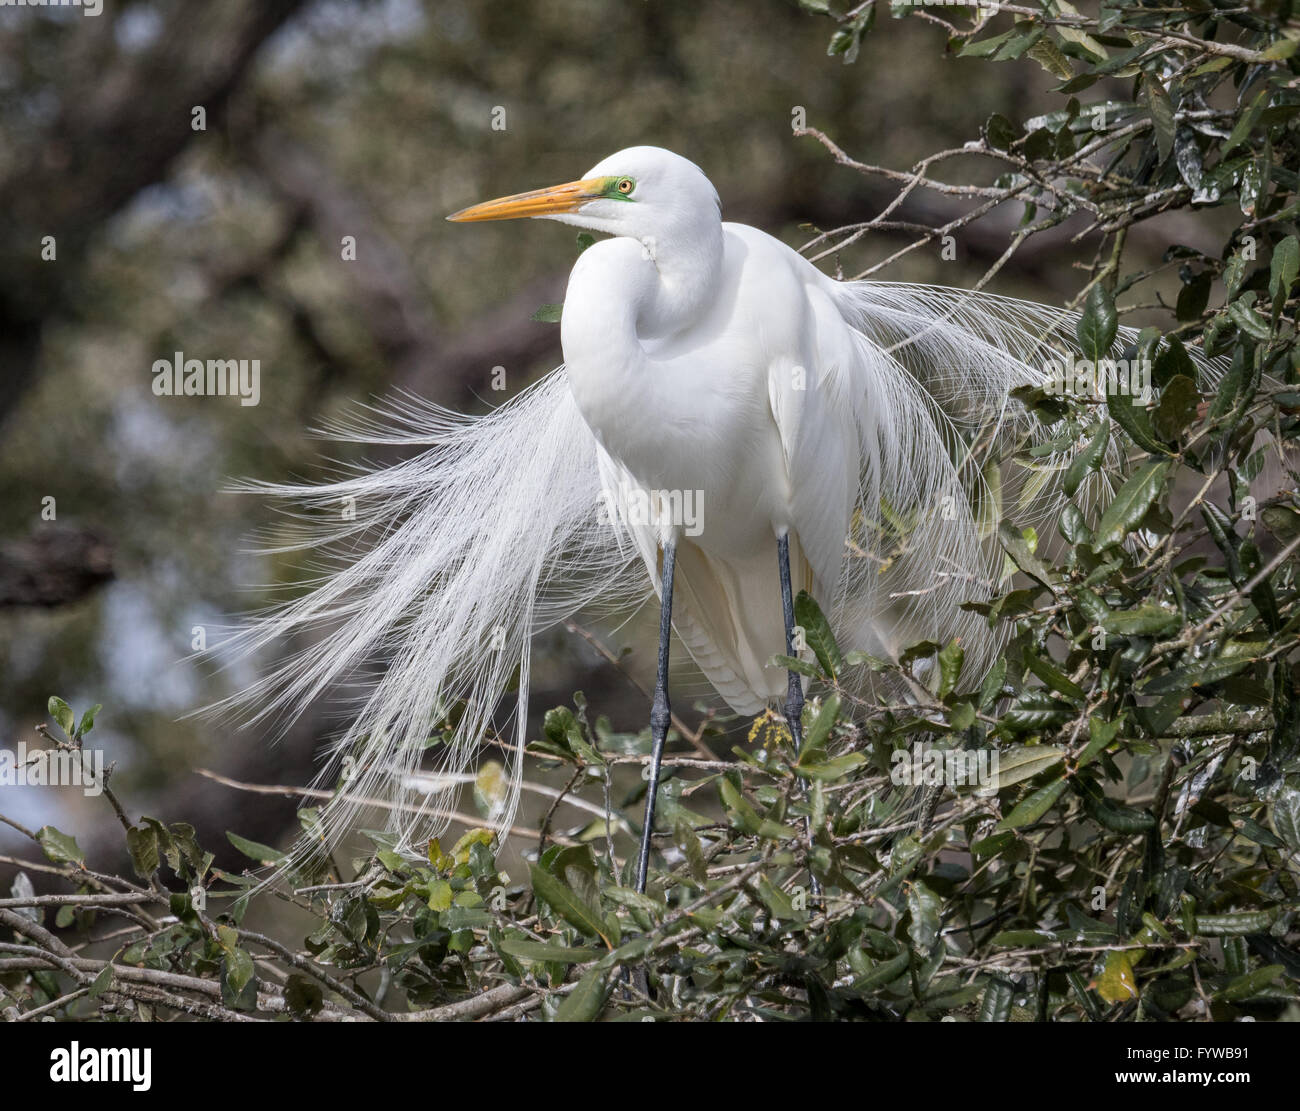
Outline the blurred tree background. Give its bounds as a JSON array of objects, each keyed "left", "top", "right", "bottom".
[
  {"left": 0, "top": 0, "right": 1090, "bottom": 864},
  {"left": 3, "top": 0, "right": 1300, "bottom": 1025},
  {"left": 0, "top": 0, "right": 1243, "bottom": 866}
]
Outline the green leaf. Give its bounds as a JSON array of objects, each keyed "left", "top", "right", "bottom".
[
  {"left": 957, "top": 28, "right": 1016, "bottom": 59},
  {"left": 719, "top": 776, "right": 761, "bottom": 834},
  {"left": 1001, "top": 690, "right": 1071, "bottom": 732},
  {"left": 993, "top": 25, "right": 1043, "bottom": 63},
  {"left": 987, "top": 745, "right": 1065, "bottom": 791},
  {"left": 1142, "top": 75, "right": 1174, "bottom": 163},
  {"left": 771, "top": 653, "right": 821, "bottom": 680},
  {"left": 1152, "top": 375, "right": 1199, "bottom": 442},
  {"left": 226, "top": 831, "right": 286, "bottom": 867},
  {"left": 1228, "top": 296, "right": 1270, "bottom": 341},
  {"left": 530, "top": 303, "right": 563, "bottom": 323},
  {"left": 1095, "top": 950, "right": 1138, "bottom": 1003},
  {"left": 1107, "top": 387, "right": 1170, "bottom": 455},
  {"left": 1215, "top": 965, "right": 1283, "bottom": 1002},
  {"left": 555, "top": 966, "right": 609, "bottom": 1021},
  {"left": 1259, "top": 38, "right": 1298, "bottom": 61},
  {"left": 1271, "top": 786, "right": 1300, "bottom": 852},
  {"left": 284, "top": 974, "right": 325, "bottom": 1017},
  {"left": 979, "top": 658, "right": 1007, "bottom": 710},
  {"left": 937, "top": 640, "right": 964, "bottom": 699},
  {"left": 889, "top": 833, "right": 924, "bottom": 877},
  {"left": 1239, "top": 818, "right": 1284, "bottom": 848},
  {"left": 755, "top": 875, "right": 797, "bottom": 921},
  {"left": 998, "top": 523, "right": 1057, "bottom": 589},
  {"left": 603, "top": 885, "right": 664, "bottom": 918},
  {"left": 541, "top": 706, "right": 588, "bottom": 762},
  {"left": 1104, "top": 604, "right": 1181, "bottom": 637},
  {"left": 450, "top": 827, "right": 495, "bottom": 864},
  {"left": 222, "top": 946, "right": 255, "bottom": 996},
  {"left": 1223, "top": 88, "right": 1268, "bottom": 155},
  {"left": 1092, "top": 460, "right": 1171, "bottom": 550},
  {"left": 426, "top": 879, "right": 453, "bottom": 912},
  {"left": 798, "top": 693, "right": 840, "bottom": 761},
  {"left": 949, "top": 700, "right": 976, "bottom": 732},
  {"left": 1064, "top": 418, "right": 1109, "bottom": 497},
  {"left": 1052, "top": 0, "right": 1109, "bottom": 61},
  {"left": 76, "top": 704, "right": 101, "bottom": 739},
  {"left": 794, "top": 590, "right": 844, "bottom": 678},
  {"left": 907, "top": 881, "right": 942, "bottom": 951},
  {"left": 1239, "top": 157, "right": 1265, "bottom": 218},
  {"left": 1261, "top": 505, "right": 1300, "bottom": 543},
  {"left": 602, "top": 937, "right": 652, "bottom": 968},
  {"left": 82, "top": 963, "right": 114, "bottom": 1002},
  {"left": 673, "top": 818, "right": 707, "bottom": 884},
  {"left": 1078, "top": 715, "right": 1122, "bottom": 766},
  {"left": 1023, "top": 651, "right": 1085, "bottom": 701},
  {"left": 37, "top": 826, "right": 84, "bottom": 866},
  {"left": 498, "top": 937, "right": 602, "bottom": 964},
  {"left": 979, "top": 978, "right": 1014, "bottom": 1021},
  {"left": 852, "top": 951, "right": 910, "bottom": 992},
  {"left": 47, "top": 696, "right": 75, "bottom": 739},
  {"left": 1026, "top": 38, "right": 1072, "bottom": 81},
  {"left": 1225, "top": 253, "right": 1248, "bottom": 301},
  {"left": 530, "top": 863, "right": 609, "bottom": 943},
  {"left": 1076, "top": 284, "right": 1117, "bottom": 363},
  {"left": 1141, "top": 656, "right": 1250, "bottom": 695},
  {"left": 972, "top": 831, "right": 1015, "bottom": 857},
  {"left": 474, "top": 760, "right": 512, "bottom": 816},
  {"left": 1072, "top": 586, "right": 1109, "bottom": 626},
  {"left": 1194, "top": 910, "right": 1276, "bottom": 936},
  {"left": 996, "top": 776, "right": 1068, "bottom": 830},
  {"left": 797, "top": 751, "right": 866, "bottom": 781},
  {"left": 1270, "top": 235, "right": 1299, "bottom": 316},
  {"left": 126, "top": 825, "right": 160, "bottom": 878},
  {"left": 984, "top": 113, "right": 1017, "bottom": 152},
  {"left": 1083, "top": 792, "right": 1155, "bottom": 833}
]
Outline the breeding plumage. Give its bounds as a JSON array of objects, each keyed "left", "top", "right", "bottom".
[{"left": 214, "top": 146, "right": 1198, "bottom": 873}]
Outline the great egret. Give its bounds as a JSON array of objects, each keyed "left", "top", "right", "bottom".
[{"left": 223, "top": 145, "right": 1163, "bottom": 890}]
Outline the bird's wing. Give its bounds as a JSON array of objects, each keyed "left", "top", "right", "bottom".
[
  {"left": 779, "top": 275, "right": 1028, "bottom": 671},
  {"left": 821, "top": 279, "right": 1222, "bottom": 682},
  {"left": 764, "top": 281, "right": 866, "bottom": 626}
]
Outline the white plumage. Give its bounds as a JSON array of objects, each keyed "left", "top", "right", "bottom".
[{"left": 215, "top": 146, "right": 1175, "bottom": 862}]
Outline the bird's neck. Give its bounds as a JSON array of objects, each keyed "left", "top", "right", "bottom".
[
  {"left": 633, "top": 222, "right": 725, "bottom": 339},
  {"left": 560, "top": 226, "right": 722, "bottom": 463},
  {"left": 562, "top": 225, "right": 724, "bottom": 360}
]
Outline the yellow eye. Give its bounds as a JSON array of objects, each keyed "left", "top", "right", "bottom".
[{"left": 616, "top": 178, "right": 634, "bottom": 194}]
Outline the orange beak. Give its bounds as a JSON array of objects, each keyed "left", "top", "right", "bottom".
[{"left": 446, "top": 177, "right": 607, "bottom": 223}]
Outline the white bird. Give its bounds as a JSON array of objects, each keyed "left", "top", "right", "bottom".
[{"left": 221, "top": 145, "right": 1153, "bottom": 889}]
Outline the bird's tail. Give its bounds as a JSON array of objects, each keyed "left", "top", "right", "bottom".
[{"left": 206, "top": 372, "right": 647, "bottom": 865}]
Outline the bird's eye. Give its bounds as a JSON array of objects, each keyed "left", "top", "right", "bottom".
[{"left": 616, "top": 178, "right": 634, "bottom": 194}]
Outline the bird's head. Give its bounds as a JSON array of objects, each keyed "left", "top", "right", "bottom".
[{"left": 447, "top": 146, "right": 721, "bottom": 248}]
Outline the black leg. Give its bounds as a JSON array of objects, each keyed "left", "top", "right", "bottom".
[
  {"left": 778, "top": 533, "right": 821, "bottom": 898},
  {"left": 777, "top": 534, "right": 805, "bottom": 753},
  {"left": 635, "top": 540, "right": 676, "bottom": 893}
]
